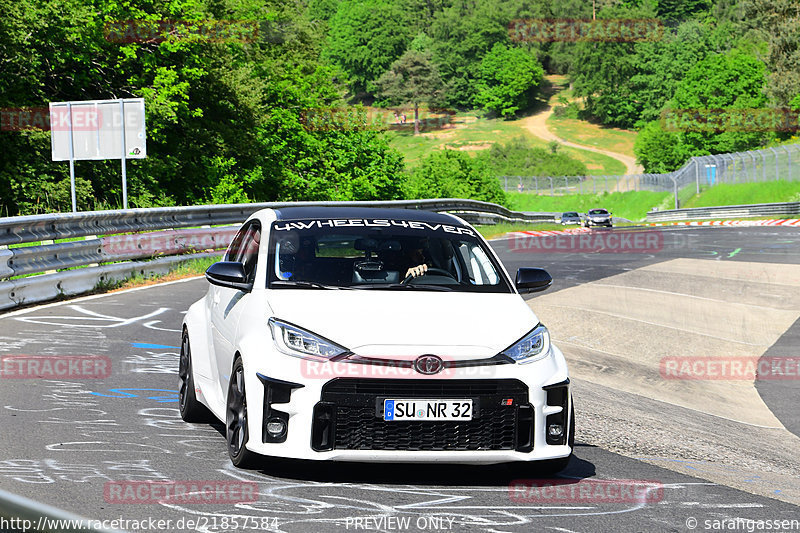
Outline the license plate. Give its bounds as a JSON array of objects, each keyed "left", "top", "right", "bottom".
[{"left": 383, "top": 399, "right": 473, "bottom": 421}]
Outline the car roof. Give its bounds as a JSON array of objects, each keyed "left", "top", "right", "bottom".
[{"left": 272, "top": 206, "right": 464, "bottom": 224}]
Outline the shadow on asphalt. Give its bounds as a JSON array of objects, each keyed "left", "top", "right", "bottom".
[{"left": 245, "top": 449, "right": 597, "bottom": 486}]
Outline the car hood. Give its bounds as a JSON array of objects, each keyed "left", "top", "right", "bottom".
[{"left": 265, "top": 289, "right": 539, "bottom": 359}]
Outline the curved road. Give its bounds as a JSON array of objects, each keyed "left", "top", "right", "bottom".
[
  {"left": 521, "top": 105, "right": 643, "bottom": 176},
  {"left": 0, "top": 225, "right": 798, "bottom": 532}
]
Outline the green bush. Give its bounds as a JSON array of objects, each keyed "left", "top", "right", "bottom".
[
  {"left": 405, "top": 150, "right": 505, "bottom": 205},
  {"left": 478, "top": 137, "right": 587, "bottom": 177}
]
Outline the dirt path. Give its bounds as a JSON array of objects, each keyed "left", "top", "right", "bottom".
[{"left": 521, "top": 105, "right": 643, "bottom": 176}]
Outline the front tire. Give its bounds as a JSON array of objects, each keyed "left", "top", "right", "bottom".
[
  {"left": 226, "top": 357, "right": 259, "bottom": 468},
  {"left": 178, "top": 331, "right": 213, "bottom": 423}
]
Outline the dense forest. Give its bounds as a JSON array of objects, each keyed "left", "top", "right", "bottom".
[{"left": 0, "top": 0, "right": 798, "bottom": 215}]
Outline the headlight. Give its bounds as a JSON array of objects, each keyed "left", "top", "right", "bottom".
[
  {"left": 268, "top": 318, "right": 349, "bottom": 361},
  {"left": 500, "top": 324, "right": 551, "bottom": 364}
]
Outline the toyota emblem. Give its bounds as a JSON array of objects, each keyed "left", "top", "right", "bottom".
[{"left": 414, "top": 354, "right": 444, "bottom": 375}]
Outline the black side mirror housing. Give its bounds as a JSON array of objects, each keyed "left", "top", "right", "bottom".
[
  {"left": 515, "top": 267, "right": 552, "bottom": 294},
  {"left": 206, "top": 261, "right": 252, "bottom": 292}
]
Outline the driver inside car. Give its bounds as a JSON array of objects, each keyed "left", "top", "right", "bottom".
[{"left": 397, "top": 238, "right": 430, "bottom": 279}]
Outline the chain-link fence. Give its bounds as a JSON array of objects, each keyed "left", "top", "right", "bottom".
[{"left": 501, "top": 143, "right": 800, "bottom": 208}]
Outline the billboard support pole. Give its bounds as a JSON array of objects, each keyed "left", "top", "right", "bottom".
[
  {"left": 67, "top": 102, "right": 77, "bottom": 213},
  {"left": 119, "top": 99, "right": 128, "bottom": 210}
]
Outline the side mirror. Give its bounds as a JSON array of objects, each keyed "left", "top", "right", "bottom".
[
  {"left": 206, "top": 261, "right": 252, "bottom": 292},
  {"left": 515, "top": 267, "right": 552, "bottom": 294}
]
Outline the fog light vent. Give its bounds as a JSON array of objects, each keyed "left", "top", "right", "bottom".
[{"left": 266, "top": 418, "right": 287, "bottom": 437}]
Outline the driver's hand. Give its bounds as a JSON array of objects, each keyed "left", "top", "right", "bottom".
[{"left": 405, "top": 264, "right": 428, "bottom": 278}]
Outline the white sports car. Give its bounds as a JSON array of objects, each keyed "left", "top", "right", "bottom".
[{"left": 180, "top": 207, "right": 574, "bottom": 472}]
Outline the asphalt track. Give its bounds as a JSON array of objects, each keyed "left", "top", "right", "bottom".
[{"left": 0, "top": 225, "right": 798, "bottom": 533}]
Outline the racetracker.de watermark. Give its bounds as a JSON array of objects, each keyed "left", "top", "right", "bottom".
[
  {"left": 104, "top": 480, "right": 258, "bottom": 504},
  {"left": 509, "top": 18, "right": 663, "bottom": 42},
  {"left": 0, "top": 106, "right": 102, "bottom": 132},
  {"left": 661, "top": 108, "right": 800, "bottom": 133},
  {"left": 0, "top": 355, "right": 111, "bottom": 379},
  {"left": 508, "top": 229, "right": 664, "bottom": 254},
  {"left": 100, "top": 227, "right": 238, "bottom": 257},
  {"left": 660, "top": 356, "right": 800, "bottom": 381},
  {"left": 509, "top": 479, "right": 664, "bottom": 504},
  {"left": 300, "top": 356, "right": 496, "bottom": 380},
  {"left": 299, "top": 106, "right": 456, "bottom": 133},
  {"left": 104, "top": 19, "right": 259, "bottom": 44}
]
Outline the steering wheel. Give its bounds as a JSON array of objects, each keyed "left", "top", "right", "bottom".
[{"left": 401, "top": 267, "right": 457, "bottom": 285}]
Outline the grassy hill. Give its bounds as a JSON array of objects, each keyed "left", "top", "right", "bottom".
[{"left": 385, "top": 109, "right": 626, "bottom": 175}]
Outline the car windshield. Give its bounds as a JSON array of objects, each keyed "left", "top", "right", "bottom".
[
  {"left": 563, "top": 212, "right": 579, "bottom": 217},
  {"left": 267, "top": 218, "right": 512, "bottom": 293},
  {"left": 588, "top": 209, "right": 608, "bottom": 215}
]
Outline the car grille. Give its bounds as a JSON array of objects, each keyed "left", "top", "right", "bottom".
[{"left": 311, "top": 379, "right": 533, "bottom": 452}]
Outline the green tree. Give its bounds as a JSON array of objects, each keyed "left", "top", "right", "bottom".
[
  {"left": 374, "top": 50, "right": 444, "bottom": 135},
  {"left": 742, "top": 0, "right": 800, "bottom": 106},
  {"left": 405, "top": 150, "right": 506, "bottom": 205},
  {"left": 324, "top": 0, "right": 415, "bottom": 96},
  {"left": 0, "top": 0, "right": 409, "bottom": 215},
  {"left": 656, "top": 0, "right": 713, "bottom": 21},
  {"left": 475, "top": 44, "right": 543, "bottom": 118},
  {"left": 428, "top": 0, "right": 513, "bottom": 107},
  {"left": 635, "top": 50, "right": 769, "bottom": 172},
  {"left": 670, "top": 50, "right": 768, "bottom": 155},
  {"left": 570, "top": 4, "right": 658, "bottom": 128},
  {"left": 633, "top": 121, "right": 691, "bottom": 172}
]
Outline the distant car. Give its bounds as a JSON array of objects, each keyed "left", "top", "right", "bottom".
[
  {"left": 180, "top": 206, "right": 574, "bottom": 473},
  {"left": 560, "top": 212, "right": 582, "bottom": 226},
  {"left": 585, "top": 208, "right": 613, "bottom": 228}
]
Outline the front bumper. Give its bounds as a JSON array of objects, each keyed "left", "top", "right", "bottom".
[
  {"left": 587, "top": 218, "right": 612, "bottom": 227},
  {"left": 238, "top": 344, "right": 573, "bottom": 464}
]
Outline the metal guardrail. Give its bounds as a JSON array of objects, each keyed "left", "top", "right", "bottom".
[
  {"left": 0, "top": 486, "right": 127, "bottom": 533},
  {"left": 646, "top": 201, "right": 800, "bottom": 222},
  {"left": 0, "top": 199, "right": 551, "bottom": 246},
  {"left": 0, "top": 199, "right": 556, "bottom": 311}
]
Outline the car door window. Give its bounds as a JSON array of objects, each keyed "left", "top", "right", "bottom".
[
  {"left": 456, "top": 243, "right": 500, "bottom": 286},
  {"left": 226, "top": 222, "right": 261, "bottom": 284}
]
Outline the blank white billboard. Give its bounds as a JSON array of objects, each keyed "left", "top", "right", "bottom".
[{"left": 50, "top": 98, "right": 146, "bottom": 161}]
